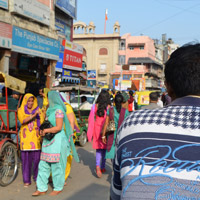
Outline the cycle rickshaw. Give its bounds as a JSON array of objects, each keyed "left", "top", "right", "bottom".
[{"left": 0, "top": 72, "right": 26, "bottom": 186}]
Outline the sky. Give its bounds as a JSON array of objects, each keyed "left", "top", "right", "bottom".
[{"left": 75, "top": 0, "right": 200, "bottom": 46}]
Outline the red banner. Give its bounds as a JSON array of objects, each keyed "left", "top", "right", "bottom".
[{"left": 63, "top": 49, "right": 83, "bottom": 71}]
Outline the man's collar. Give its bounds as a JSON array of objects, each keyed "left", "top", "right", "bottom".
[{"left": 169, "top": 96, "right": 200, "bottom": 107}]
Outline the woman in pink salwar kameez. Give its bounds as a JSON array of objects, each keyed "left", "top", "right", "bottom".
[{"left": 87, "top": 90, "right": 111, "bottom": 178}]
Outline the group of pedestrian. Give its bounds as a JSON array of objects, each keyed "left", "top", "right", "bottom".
[
  {"left": 15, "top": 89, "right": 80, "bottom": 196},
  {"left": 87, "top": 90, "right": 129, "bottom": 178},
  {"left": 1, "top": 43, "right": 199, "bottom": 199}
]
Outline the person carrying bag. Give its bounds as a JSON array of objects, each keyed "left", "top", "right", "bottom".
[{"left": 102, "top": 93, "right": 129, "bottom": 160}]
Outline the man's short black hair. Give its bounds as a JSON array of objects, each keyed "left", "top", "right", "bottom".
[
  {"left": 81, "top": 96, "right": 87, "bottom": 102},
  {"left": 165, "top": 43, "right": 200, "bottom": 97},
  {"left": 149, "top": 92, "right": 158, "bottom": 101}
]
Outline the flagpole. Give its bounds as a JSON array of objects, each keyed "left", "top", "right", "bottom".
[
  {"left": 104, "top": 20, "right": 106, "bottom": 34},
  {"left": 104, "top": 9, "right": 108, "bottom": 34}
]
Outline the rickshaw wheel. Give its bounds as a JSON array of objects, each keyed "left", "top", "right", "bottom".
[
  {"left": 0, "top": 142, "right": 18, "bottom": 186},
  {"left": 79, "top": 131, "right": 87, "bottom": 147}
]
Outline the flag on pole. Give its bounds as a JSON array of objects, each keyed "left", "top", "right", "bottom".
[
  {"left": 104, "top": 9, "right": 108, "bottom": 34},
  {"left": 105, "top": 9, "right": 108, "bottom": 21}
]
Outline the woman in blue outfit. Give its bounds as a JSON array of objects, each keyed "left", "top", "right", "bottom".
[{"left": 32, "top": 91, "right": 79, "bottom": 196}]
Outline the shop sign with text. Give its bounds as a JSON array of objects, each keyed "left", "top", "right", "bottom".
[
  {"left": 55, "top": 17, "right": 71, "bottom": 41},
  {"left": 63, "top": 40, "right": 83, "bottom": 71},
  {"left": 12, "top": 0, "right": 50, "bottom": 26},
  {"left": 12, "top": 26, "right": 59, "bottom": 60},
  {"left": 0, "top": 0, "right": 8, "bottom": 9},
  {"left": 55, "top": 0, "right": 77, "bottom": 19},
  {"left": 0, "top": 22, "right": 12, "bottom": 49}
]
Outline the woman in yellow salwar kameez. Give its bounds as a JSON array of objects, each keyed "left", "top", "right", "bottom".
[{"left": 17, "top": 93, "right": 44, "bottom": 187}]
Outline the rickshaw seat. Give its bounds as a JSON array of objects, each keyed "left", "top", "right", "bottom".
[
  {"left": 0, "top": 110, "right": 16, "bottom": 129},
  {"left": 0, "top": 97, "right": 18, "bottom": 129}
]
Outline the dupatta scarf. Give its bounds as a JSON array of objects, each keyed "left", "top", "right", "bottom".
[
  {"left": 18, "top": 93, "right": 42, "bottom": 129},
  {"left": 46, "top": 91, "right": 79, "bottom": 163},
  {"left": 60, "top": 92, "right": 80, "bottom": 132}
]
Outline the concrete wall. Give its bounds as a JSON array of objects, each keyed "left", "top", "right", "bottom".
[{"left": 73, "top": 34, "right": 120, "bottom": 85}]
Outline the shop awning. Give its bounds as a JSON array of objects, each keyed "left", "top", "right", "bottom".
[
  {"left": 62, "top": 77, "right": 80, "bottom": 83},
  {"left": 128, "top": 57, "right": 162, "bottom": 67}
]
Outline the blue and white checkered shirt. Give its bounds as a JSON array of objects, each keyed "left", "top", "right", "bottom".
[{"left": 110, "top": 96, "right": 200, "bottom": 200}]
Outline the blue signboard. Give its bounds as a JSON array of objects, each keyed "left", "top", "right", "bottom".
[
  {"left": 55, "top": 0, "right": 77, "bottom": 19},
  {"left": 55, "top": 52, "right": 64, "bottom": 72},
  {"left": 55, "top": 17, "right": 71, "bottom": 41},
  {"left": 12, "top": 26, "right": 59, "bottom": 60},
  {"left": 0, "top": 0, "right": 8, "bottom": 9}
]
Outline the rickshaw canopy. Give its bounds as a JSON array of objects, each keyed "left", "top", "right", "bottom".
[
  {"left": 51, "top": 85, "right": 99, "bottom": 93},
  {"left": 0, "top": 72, "right": 26, "bottom": 94}
]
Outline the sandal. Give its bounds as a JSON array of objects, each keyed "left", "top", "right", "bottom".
[
  {"left": 24, "top": 183, "right": 31, "bottom": 187},
  {"left": 49, "top": 190, "right": 62, "bottom": 196},
  {"left": 96, "top": 166, "right": 102, "bottom": 178},
  {"left": 32, "top": 190, "right": 47, "bottom": 196}
]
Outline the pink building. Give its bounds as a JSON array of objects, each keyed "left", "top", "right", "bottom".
[{"left": 111, "top": 33, "right": 163, "bottom": 90}]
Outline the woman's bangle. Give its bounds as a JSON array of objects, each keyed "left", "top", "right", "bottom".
[{"left": 102, "top": 136, "right": 106, "bottom": 139}]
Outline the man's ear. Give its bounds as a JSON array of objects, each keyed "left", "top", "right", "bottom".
[{"left": 165, "top": 81, "right": 176, "bottom": 100}]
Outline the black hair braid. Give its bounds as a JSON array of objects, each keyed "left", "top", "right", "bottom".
[
  {"left": 114, "top": 93, "right": 123, "bottom": 113},
  {"left": 96, "top": 90, "right": 111, "bottom": 117}
]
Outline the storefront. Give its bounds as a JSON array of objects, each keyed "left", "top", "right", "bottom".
[
  {"left": 9, "top": 26, "right": 59, "bottom": 89},
  {"left": 54, "top": 39, "right": 83, "bottom": 86}
]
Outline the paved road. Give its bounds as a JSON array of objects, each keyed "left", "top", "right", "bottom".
[{"left": 1, "top": 142, "right": 112, "bottom": 200}]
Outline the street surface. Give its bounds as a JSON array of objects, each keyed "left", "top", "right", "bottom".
[{"left": 0, "top": 142, "right": 112, "bottom": 200}]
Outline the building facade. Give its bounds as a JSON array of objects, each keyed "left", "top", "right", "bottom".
[
  {"left": 0, "top": 0, "right": 77, "bottom": 90},
  {"left": 73, "top": 21, "right": 120, "bottom": 86},
  {"left": 112, "top": 33, "right": 163, "bottom": 90}
]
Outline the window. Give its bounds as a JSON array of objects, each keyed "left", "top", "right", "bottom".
[
  {"left": 118, "top": 55, "right": 125, "bottom": 64},
  {"left": 123, "top": 75, "right": 132, "bottom": 80},
  {"left": 119, "top": 39, "right": 126, "bottom": 50},
  {"left": 100, "top": 64, "right": 106, "bottom": 70},
  {"left": 129, "top": 46, "right": 134, "bottom": 50},
  {"left": 99, "top": 48, "right": 108, "bottom": 55},
  {"left": 140, "top": 46, "right": 144, "bottom": 50}
]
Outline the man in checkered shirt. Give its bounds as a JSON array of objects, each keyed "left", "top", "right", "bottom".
[{"left": 110, "top": 43, "right": 200, "bottom": 200}]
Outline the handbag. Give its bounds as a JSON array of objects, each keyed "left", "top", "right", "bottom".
[
  {"left": 40, "top": 120, "right": 54, "bottom": 140},
  {"left": 106, "top": 107, "right": 116, "bottom": 134},
  {"left": 106, "top": 107, "right": 126, "bottom": 152}
]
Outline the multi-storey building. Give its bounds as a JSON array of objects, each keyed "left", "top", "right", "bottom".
[
  {"left": 0, "top": 0, "right": 77, "bottom": 89},
  {"left": 111, "top": 33, "right": 163, "bottom": 90}
]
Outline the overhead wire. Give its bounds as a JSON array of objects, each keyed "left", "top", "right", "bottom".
[{"left": 132, "top": 2, "right": 200, "bottom": 35}]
